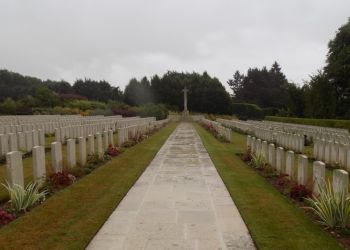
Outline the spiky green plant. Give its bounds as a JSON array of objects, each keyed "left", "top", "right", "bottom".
[
  {"left": 305, "top": 180, "right": 350, "bottom": 229},
  {"left": 2, "top": 182, "right": 48, "bottom": 214},
  {"left": 251, "top": 153, "right": 265, "bottom": 169}
]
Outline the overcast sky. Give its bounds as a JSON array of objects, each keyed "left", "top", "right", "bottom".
[{"left": 0, "top": 0, "right": 349, "bottom": 91}]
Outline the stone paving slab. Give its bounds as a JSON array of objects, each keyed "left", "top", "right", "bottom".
[{"left": 87, "top": 123, "right": 255, "bottom": 250}]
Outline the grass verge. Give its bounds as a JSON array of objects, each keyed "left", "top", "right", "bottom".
[
  {"left": 194, "top": 124, "right": 343, "bottom": 250},
  {"left": 0, "top": 123, "right": 177, "bottom": 249}
]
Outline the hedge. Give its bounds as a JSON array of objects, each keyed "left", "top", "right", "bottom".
[
  {"left": 231, "top": 103, "right": 264, "bottom": 120},
  {"left": 265, "top": 116, "right": 350, "bottom": 131}
]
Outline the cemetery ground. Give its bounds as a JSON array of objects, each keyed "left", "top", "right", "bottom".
[
  {"left": 0, "top": 132, "right": 120, "bottom": 202},
  {"left": 195, "top": 123, "right": 343, "bottom": 249},
  {"left": 0, "top": 123, "right": 177, "bottom": 249}
]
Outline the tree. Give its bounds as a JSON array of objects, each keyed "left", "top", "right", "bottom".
[
  {"left": 303, "top": 71, "right": 337, "bottom": 118},
  {"left": 227, "top": 70, "right": 244, "bottom": 97},
  {"left": 0, "top": 98, "right": 17, "bottom": 114},
  {"left": 229, "top": 62, "right": 289, "bottom": 109},
  {"left": 324, "top": 18, "right": 350, "bottom": 117},
  {"left": 285, "top": 83, "right": 304, "bottom": 117},
  {"left": 45, "top": 80, "right": 73, "bottom": 94},
  {"left": 73, "top": 79, "right": 117, "bottom": 102},
  {"left": 35, "top": 86, "right": 60, "bottom": 107},
  {"left": 124, "top": 77, "right": 153, "bottom": 106},
  {"left": 150, "top": 71, "right": 231, "bottom": 114}
]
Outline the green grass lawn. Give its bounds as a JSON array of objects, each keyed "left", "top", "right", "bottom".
[
  {"left": 194, "top": 124, "right": 343, "bottom": 250},
  {"left": 0, "top": 123, "right": 177, "bottom": 249}
]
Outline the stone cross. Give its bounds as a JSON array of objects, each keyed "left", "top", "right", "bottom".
[{"left": 183, "top": 86, "right": 188, "bottom": 112}]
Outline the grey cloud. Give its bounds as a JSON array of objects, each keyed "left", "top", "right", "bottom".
[{"left": 0, "top": 0, "right": 349, "bottom": 91}]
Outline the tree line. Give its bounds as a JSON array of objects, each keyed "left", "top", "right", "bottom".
[
  {"left": 0, "top": 18, "right": 349, "bottom": 119},
  {"left": 123, "top": 71, "right": 231, "bottom": 114},
  {"left": 227, "top": 18, "right": 350, "bottom": 119}
]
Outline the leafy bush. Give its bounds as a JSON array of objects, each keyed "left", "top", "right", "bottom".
[
  {"left": 2, "top": 182, "right": 47, "bottom": 214},
  {"left": 48, "top": 171, "right": 76, "bottom": 189},
  {"left": 65, "top": 100, "right": 107, "bottom": 111},
  {"left": 290, "top": 183, "right": 312, "bottom": 201},
  {"left": 33, "top": 106, "right": 82, "bottom": 115},
  {"left": 231, "top": 103, "right": 264, "bottom": 120},
  {"left": 240, "top": 148, "right": 252, "bottom": 162},
  {"left": 0, "top": 209, "right": 16, "bottom": 227},
  {"left": 275, "top": 174, "right": 290, "bottom": 190},
  {"left": 265, "top": 116, "right": 350, "bottom": 131},
  {"left": 89, "top": 108, "right": 114, "bottom": 116},
  {"left": 122, "top": 140, "right": 137, "bottom": 148},
  {"left": 262, "top": 107, "right": 280, "bottom": 116},
  {"left": 112, "top": 108, "right": 137, "bottom": 117},
  {"left": 250, "top": 154, "right": 265, "bottom": 169},
  {"left": 136, "top": 104, "right": 169, "bottom": 120},
  {"left": 0, "top": 98, "right": 17, "bottom": 114},
  {"left": 106, "top": 144, "right": 122, "bottom": 157},
  {"left": 306, "top": 181, "right": 350, "bottom": 229},
  {"left": 87, "top": 154, "right": 103, "bottom": 165},
  {"left": 58, "top": 93, "right": 87, "bottom": 100}
]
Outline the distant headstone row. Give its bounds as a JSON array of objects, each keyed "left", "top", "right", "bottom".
[
  {"left": 5, "top": 115, "right": 170, "bottom": 188},
  {"left": 199, "top": 118, "right": 232, "bottom": 142},
  {"left": 247, "top": 135, "right": 348, "bottom": 196}
]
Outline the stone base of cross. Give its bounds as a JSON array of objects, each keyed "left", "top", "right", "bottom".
[{"left": 182, "top": 110, "right": 190, "bottom": 121}]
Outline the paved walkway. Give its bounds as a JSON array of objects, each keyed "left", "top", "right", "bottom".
[{"left": 87, "top": 123, "right": 255, "bottom": 250}]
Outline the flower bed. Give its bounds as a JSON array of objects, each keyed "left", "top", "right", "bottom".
[{"left": 238, "top": 148, "right": 350, "bottom": 248}]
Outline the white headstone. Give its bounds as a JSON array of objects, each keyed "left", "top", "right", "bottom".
[
  {"left": 297, "top": 154, "right": 308, "bottom": 185},
  {"left": 6, "top": 151, "right": 24, "bottom": 187},
  {"left": 313, "top": 161, "right": 325, "bottom": 195},
  {"left": 32, "top": 146, "right": 46, "bottom": 186},
  {"left": 333, "top": 169, "right": 348, "bottom": 196},
  {"left": 51, "top": 142, "right": 63, "bottom": 173},
  {"left": 67, "top": 139, "right": 76, "bottom": 168},
  {"left": 87, "top": 134, "right": 95, "bottom": 155},
  {"left": 285, "top": 150, "right": 295, "bottom": 179},
  {"left": 78, "top": 137, "right": 87, "bottom": 166}
]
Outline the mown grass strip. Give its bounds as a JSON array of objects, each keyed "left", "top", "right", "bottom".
[
  {"left": 0, "top": 123, "right": 177, "bottom": 250},
  {"left": 194, "top": 124, "right": 343, "bottom": 250}
]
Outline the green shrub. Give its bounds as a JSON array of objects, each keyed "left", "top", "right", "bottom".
[
  {"left": 306, "top": 181, "right": 350, "bottom": 229},
  {"left": 265, "top": 116, "right": 350, "bottom": 131},
  {"left": 231, "top": 103, "right": 264, "bottom": 120},
  {"left": 65, "top": 100, "right": 107, "bottom": 111},
  {"left": 2, "top": 182, "right": 47, "bottom": 214},
  {"left": 136, "top": 104, "right": 169, "bottom": 120},
  {"left": 89, "top": 108, "right": 114, "bottom": 116},
  {"left": 262, "top": 107, "right": 280, "bottom": 116},
  {"left": 0, "top": 98, "right": 17, "bottom": 114},
  {"left": 250, "top": 154, "right": 265, "bottom": 169}
]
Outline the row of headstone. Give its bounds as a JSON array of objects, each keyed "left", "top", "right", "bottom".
[
  {"left": 255, "top": 120, "right": 350, "bottom": 144},
  {"left": 313, "top": 138, "right": 350, "bottom": 169},
  {"left": 225, "top": 122, "right": 304, "bottom": 153},
  {"left": 255, "top": 127, "right": 304, "bottom": 153},
  {"left": 117, "top": 118, "right": 169, "bottom": 146},
  {"left": 216, "top": 118, "right": 252, "bottom": 133},
  {"left": 5, "top": 129, "right": 115, "bottom": 187},
  {"left": 0, "top": 129, "right": 45, "bottom": 156},
  {"left": 0, "top": 115, "right": 123, "bottom": 135},
  {"left": 248, "top": 135, "right": 349, "bottom": 196},
  {"left": 217, "top": 118, "right": 350, "bottom": 145},
  {"left": 54, "top": 122, "right": 116, "bottom": 143},
  {"left": 200, "top": 118, "right": 232, "bottom": 142}
]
